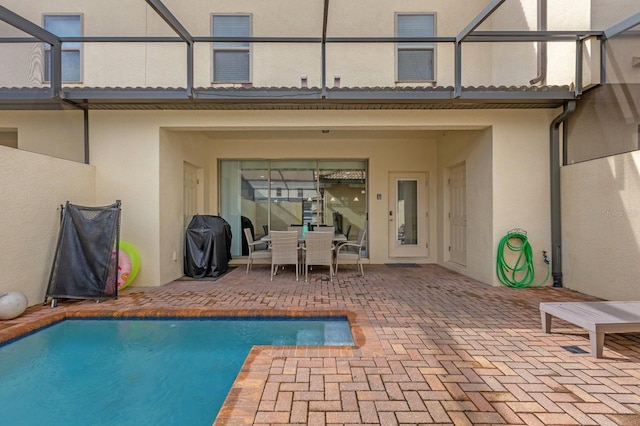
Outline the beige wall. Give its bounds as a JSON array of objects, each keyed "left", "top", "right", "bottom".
[
  {"left": 491, "top": 109, "right": 555, "bottom": 286},
  {"left": 562, "top": 151, "right": 640, "bottom": 300},
  {"left": 437, "top": 129, "right": 494, "bottom": 284},
  {"left": 2, "top": 107, "right": 557, "bottom": 292},
  {"left": 194, "top": 126, "right": 438, "bottom": 267},
  {"left": 89, "top": 111, "right": 163, "bottom": 287},
  {"left": 0, "top": 111, "right": 84, "bottom": 162},
  {"left": 0, "top": 146, "right": 95, "bottom": 306},
  {"left": 159, "top": 131, "right": 211, "bottom": 283},
  {"left": 81, "top": 109, "right": 552, "bottom": 288}
]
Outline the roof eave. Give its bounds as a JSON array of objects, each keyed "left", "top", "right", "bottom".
[{"left": 0, "top": 86, "right": 576, "bottom": 110}]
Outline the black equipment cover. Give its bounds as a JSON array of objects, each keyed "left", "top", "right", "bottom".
[
  {"left": 45, "top": 201, "right": 121, "bottom": 303},
  {"left": 184, "top": 215, "right": 232, "bottom": 278}
]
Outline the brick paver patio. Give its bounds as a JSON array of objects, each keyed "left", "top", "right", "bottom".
[{"left": 2, "top": 264, "right": 640, "bottom": 425}]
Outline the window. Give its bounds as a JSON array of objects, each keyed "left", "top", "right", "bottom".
[
  {"left": 396, "top": 14, "right": 435, "bottom": 82},
  {"left": 43, "top": 15, "right": 82, "bottom": 83},
  {"left": 212, "top": 15, "right": 251, "bottom": 83}
]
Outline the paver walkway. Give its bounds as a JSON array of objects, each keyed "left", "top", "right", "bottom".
[{"left": 2, "top": 264, "right": 640, "bottom": 425}]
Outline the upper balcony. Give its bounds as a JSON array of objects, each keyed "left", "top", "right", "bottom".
[{"left": 0, "top": 0, "right": 639, "bottom": 110}]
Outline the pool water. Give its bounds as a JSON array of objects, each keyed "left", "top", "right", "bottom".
[{"left": 0, "top": 318, "right": 353, "bottom": 426}]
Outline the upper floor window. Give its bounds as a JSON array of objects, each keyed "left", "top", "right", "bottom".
[
  {"left": 396, "top": 14, "right": 435, "bottom": 82},
  {"left": 43, "top": 15, "right": 82, "bottom": 83},
  {"left": 212, "top": 15, "right": 251, "bottom": 83}
]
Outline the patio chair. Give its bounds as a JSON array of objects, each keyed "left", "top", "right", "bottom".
[
  {"left": 302, "top": 231, "right": 334, "bottom": 282},
  {"left": 344, "top": 225, "right": 352, "bottom": 240},
  {"left": 335, "top": 229, "right": 366, "bottom": 276},
  {"left": 315, "top": 226, "right": 335, "bottom": 234},
  {"left": 270, "top": 231, "right": 300, "bottom": 281},
  {"left": 287, "top": 226, "right": 304, "bottom": 239},
  {"left": 244, "top": 228, "right": 271, "bottom": 274}
]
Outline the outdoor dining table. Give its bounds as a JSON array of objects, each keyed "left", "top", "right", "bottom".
[{"left": 260, "top": 233, "right": 347, "bottom": 244}]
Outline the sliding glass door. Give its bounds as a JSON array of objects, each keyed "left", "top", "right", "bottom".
[
  {"left": 269, "top": 161, "right": 317, "bottom": 231},
  {"left": 220, "top": 159, "right": 367, "bottom": 257}
]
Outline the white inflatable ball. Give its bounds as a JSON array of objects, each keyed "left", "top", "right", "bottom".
[{"left": 0, "top": 291, "right": 28, "bottom": 320}]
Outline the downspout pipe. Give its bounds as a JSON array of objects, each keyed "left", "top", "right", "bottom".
[
  {"left": 530, "top": 0, "right": 547, "bottom": 85},
  {"left": 549, "top": 100, "right": 576, "bottom": 287},
  {"left": 83, "top": 108, "right": 90, "bottom": 164}
]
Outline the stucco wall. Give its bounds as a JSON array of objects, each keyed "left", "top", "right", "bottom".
[
  {"left": 196, "top": 126, "right": 439, "bottom": 267},
  {"left": 437, "top": 129, "right": 494, "bottom": 284},
  {"left": 159, "top": 131, "right": 211, "bottom": 285},
  {"left": 89, "top": 111, "right": 162, "bottom": 287},
  {"left": 562, "top": 151, "right": 640, "bottom": 300},
  {"left": 491, "top": 109, "right": 555, "bottom": 287},
  {"left": 0, "top": 146, "right": 95, "bottom": 306},
  {"left": 0, "top": 111, "right": 84, "bottom": 163},
  {"left": 6, "top": 108, "right": 551, "bottom": 289}
]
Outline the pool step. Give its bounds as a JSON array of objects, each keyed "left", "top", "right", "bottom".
[
  {"left": 295, "top": 322, "right": 354, "bottom": 345},
  {"left": 323, "top": 322, "right": 353, "bottom": 346},
  {"left": 296, "top": 329, "right": 323, "bottom": 345}
]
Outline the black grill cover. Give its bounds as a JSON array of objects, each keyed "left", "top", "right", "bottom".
[{"left": 184, "top": 215, "right": 232, "bottom": 278}]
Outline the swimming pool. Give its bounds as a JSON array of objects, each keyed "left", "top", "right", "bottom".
[{"left": 0, "top": 317, "right": 353, "bottom": 426}]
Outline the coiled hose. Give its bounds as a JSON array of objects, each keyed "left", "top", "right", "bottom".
[{"left": 496, "top": 229, "right": 550, "bottom": 288}]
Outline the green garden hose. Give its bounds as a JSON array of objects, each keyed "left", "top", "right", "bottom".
[{"left": 496, "top": 229, "right": 550, "bottom": 288}]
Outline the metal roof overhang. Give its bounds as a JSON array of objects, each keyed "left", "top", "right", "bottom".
[{"left": 0, "top": 86, "right": 574, "bottom": 111}]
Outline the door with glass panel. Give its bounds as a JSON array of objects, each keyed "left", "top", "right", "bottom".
[{"left": 388, "top": 172, "right": 429, "bottom": 258}]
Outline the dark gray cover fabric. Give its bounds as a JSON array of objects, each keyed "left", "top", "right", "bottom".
[
  {"left": 46, "top": 201, "right": 121, "bottom": 302},
  {"left": 184, "top": 215, "right": 232, "bottom": 278}
]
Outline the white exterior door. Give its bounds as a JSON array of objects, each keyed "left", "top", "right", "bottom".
[
  {"left": 449, "top": 163, "right": 467, "bottom": 266},
  {"left": 388, "top": 172, "right": 429, "bottom": 258},
  {"left": 183, "top": 162, "right": 199, "bottom": 229}
]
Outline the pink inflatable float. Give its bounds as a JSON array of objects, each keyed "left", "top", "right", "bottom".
[{"left": 115, "top": 241, "right": 140, "bottom": 290}]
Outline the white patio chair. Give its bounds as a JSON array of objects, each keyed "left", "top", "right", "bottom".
[
  {"left": 244, "top": 228, "right": 271, "bottom": 274},
  {"left": 335, "top": 229, "right": 366, "bottom": 276},
  {"left": 302, "top": 231, "right": 334, "bottom": 282},
  {"left": 315, "top": 226, "right": 335, "bottom": 234},
  {"left": 270, "top": 231, "right": 300, "bottom": 281}
]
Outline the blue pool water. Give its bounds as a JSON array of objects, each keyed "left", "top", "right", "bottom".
[{"left": 0, "top": 318, "right": 353, "bottom": 426}]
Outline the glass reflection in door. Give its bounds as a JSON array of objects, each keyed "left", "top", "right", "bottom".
[
  {"left": 269, "top": 161, "right": 317, "bottom": 230},
  {"left": 396, "top": 179, "right": 418, "bottom": 245},
  {"left": 320, "top": 161, "right": 367, "bottom": 245}
]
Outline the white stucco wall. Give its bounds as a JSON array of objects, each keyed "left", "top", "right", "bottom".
[
  {"left": 195, "top": 127, "right": 439, "bottom": 268},
  {"left": 159, "top": 130, "right": 211, "bottom": 284},
  {"left": 0, "top": 146, "right": 95, "bottom": 306},
  {"left": 491, "top": 109, "right": 555, "bottom": 287},
  {"left": 0, "top": 111, "right": 84, "bottom": 163},
  {"left": 437, "top": 129, "right": 494, "bottom": 284},
  {"left": 89, "top": 111, "right": 162, "bottom": 287},
  {"left": 75, "top": 109, "right": 552, "bottom": 288},
  {"left": 562, "top": 152, "right": 640, "bottom": 300}
]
